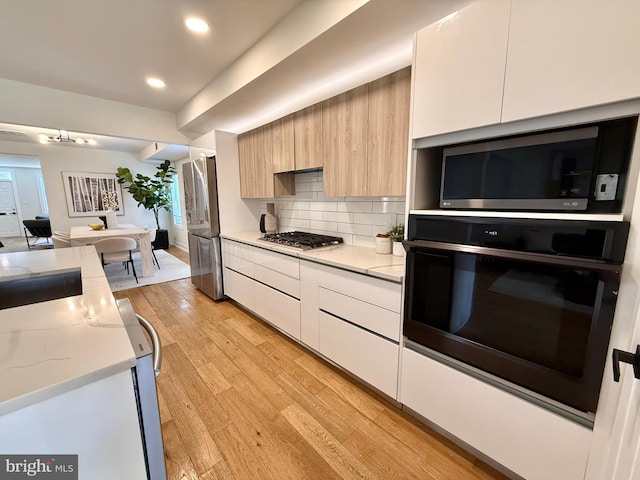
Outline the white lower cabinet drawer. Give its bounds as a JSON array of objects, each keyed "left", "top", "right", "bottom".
[
  {"left": 253, "top": 264, "right": 300, "bottom": 299},
  {"left": 252, "top": 246, "right": 300, "bottom": 278},
  {"left": 318, "top": 287, "right": 400, "bottom": 342},
  {"left": 400, "top": 347, "right": 591, "bottom": 480},
  {"left": 318, "top": 311, "right": 399, "bottom": 398},
  {"left": 223, "top": 267, "right": 255, "bottom": 312},
  {"left": 254, "top": 282, "right": 301, "bottom": 339}
]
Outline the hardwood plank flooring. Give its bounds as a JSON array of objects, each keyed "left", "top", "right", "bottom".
[{"left": 114, "top": 276, "right": 509, "bottom": 480}]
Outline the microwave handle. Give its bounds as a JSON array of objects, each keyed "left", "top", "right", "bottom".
[{"left": 403, "top": 239, "right": 621, "bottom": 277}]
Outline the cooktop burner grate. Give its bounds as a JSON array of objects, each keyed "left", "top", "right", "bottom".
[{"left": 259, "top": 231, "right": 344, "bottom": 249}]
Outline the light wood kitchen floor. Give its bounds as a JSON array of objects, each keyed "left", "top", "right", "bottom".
[{"left": 115, "top": 275, "right": 509, "bottom": 480}]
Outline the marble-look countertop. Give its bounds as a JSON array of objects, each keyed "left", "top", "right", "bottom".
[
  {"left": 221, "top": 232, "right": 405, "bottom": 283},
  {"left": 0, "top": 247, "right": 136, "bottom": 415}
]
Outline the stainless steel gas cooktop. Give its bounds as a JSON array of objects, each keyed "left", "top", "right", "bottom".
[{"left": 259, "top": 231, "right": 344, "bottom": 250}]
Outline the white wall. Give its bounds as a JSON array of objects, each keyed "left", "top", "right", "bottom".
[{"left": 0, "top": 139, "right": 170, "bottom": 236}]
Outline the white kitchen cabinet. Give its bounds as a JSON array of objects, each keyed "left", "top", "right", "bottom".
[
  {"left": 223, "top": 267, "right": 256, "bottom": 313},
  {"left": 411, "top": 0, "right": 511, "bottom": 139},
  {"left": 319, "top": 312, "right": 399, "bottom": 398},
  {"left": 251, "top": 246, "right": 299, "bottom": 279},
  {"left": 502, "top": 0, "right": 640, "bottom": 123},
  {"left": 254, "top": 282, "right": 301, "bottom": 339},
  {"left": 400, "top": 347, "right": 592, "bottom": 480},
  {"left": 300, "top": 260, "right": 402, "bottom": 350},
  {"left": 300, "top": 260, "right": 402, "bottom": 398},
  {"left": 318, "top": 287, "right": 400, "bottom": 342},
  {"left": 221, "top": 239, "right": 300, "bottom": 339}
]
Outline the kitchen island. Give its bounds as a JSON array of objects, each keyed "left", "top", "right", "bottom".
[{"left": 0, "top": 246, "right": 148, "bottom": 480}]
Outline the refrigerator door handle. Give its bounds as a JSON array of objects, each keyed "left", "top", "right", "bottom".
[{"left": 136, "top": 313, "right": 162, "bottom": 376}]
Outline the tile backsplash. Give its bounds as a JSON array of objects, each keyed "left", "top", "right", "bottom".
[{"left": 261, "top": 171, "right": 406, "bottom": 247}]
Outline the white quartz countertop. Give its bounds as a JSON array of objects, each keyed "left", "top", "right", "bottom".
[
  {"left": 0, "top": 246, "right": 136, "bottom": 415},
  {"left": 221, "top": 232, "right": 405, "bottom": 283}
]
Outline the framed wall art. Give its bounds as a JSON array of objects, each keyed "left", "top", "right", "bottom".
[{"left": 62, "top": 171, "right": 124, "bottom": 217}]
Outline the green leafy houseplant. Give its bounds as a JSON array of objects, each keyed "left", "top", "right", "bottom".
[
  {"left": 387, "top": 224, "right": 404, "bottom": 242},
  {"left": 115, "top": 160, "right": 177, "bottom": 230}
]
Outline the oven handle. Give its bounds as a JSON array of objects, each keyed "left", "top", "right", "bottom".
[
  {"left": 403, "top": 239, "right": 622, "bottom": 275},
  {"left": 136, "top": 313, "right": 162, "bottom": 377}
]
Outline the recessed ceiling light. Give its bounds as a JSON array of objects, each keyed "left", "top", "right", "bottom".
[
  {"left": 146, "top": 77, "right": 166, "bottom": 89},
  {"left": 88, "top": 139, "right": 97, "bottom": 146},
  {"left": 185, "top": 17, "right": 209, "bottom": 33}
]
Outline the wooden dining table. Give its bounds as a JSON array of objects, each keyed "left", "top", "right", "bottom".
[{"left": 69, "top": 224, "right": 154, "bottom": 277}]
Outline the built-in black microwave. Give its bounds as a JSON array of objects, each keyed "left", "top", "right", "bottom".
[{"left": 440, "top": 117, "right": 637, "bottom": 213}]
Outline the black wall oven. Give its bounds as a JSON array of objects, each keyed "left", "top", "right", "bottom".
[{"left": 403, "top": 215, "right": 629, "bottom": 414}]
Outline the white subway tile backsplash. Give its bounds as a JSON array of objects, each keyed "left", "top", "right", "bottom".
[
  {"left": 352, "top": 235, "right": 377, "bottom": 248},
  {"left": 292, "top": 201, "right": 310, "bottom": 210},
  {"left": 372, "top": 224, "right": 393, "bottom": 236},
  {"left": 295, "top": 171, "right": 318, "bottom": 183},
  {"left": 337, "top": 223, "right": 372, "bottom": 236},
  {"left": 289, "top": 218, "right": 311, "bottom": 229},
  {"left": 310, "top": 220, "right": 338, "bottom": 231},
  {"left": 295, "top": 182, "right": 313, "bottom": 192},
  {"left": 273, "top": 175, "right": 405, "bottom": 243},
  {"left": 337, "top": 201, "right": 373, "bottom": 213},
  {"left": 322, "top": 211, "right": 354, "bottom": 223},
  {"left": 310, "top": 202, "right": 338, "bottom": 212},
  {"left": 372, "top": 201, "right": 407, "bottom": 214},
  {"left": 278, "top": 209, "right": 294, "bottom": 218},
  {"left": 354, "top": 212, "right": 396, "bottom": 226}
]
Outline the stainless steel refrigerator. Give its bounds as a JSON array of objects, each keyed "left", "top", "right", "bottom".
[{"left": 183, "top": 152, "right": 224, "bottom": 301}]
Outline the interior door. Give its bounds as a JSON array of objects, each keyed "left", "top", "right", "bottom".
[{"left": 0, "top": 180, "right": 19, "bottom": 237}]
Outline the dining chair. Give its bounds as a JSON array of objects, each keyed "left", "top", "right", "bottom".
[
  {"left": 93, "top": 237, "right": 138, "bottom": 283},
  {"left": 51, "top": 234, "right": 71, "bottom": 248}
]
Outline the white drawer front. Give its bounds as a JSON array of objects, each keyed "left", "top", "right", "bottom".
[
  {"left": 318, "top": 287, "right": 400, "bottom": 342},
  {"left": 223, "top": 251, "right": 254, "bottom": 278},
  {"left": 311, "top": 262, "right": 401, "bottom": 312},
  {"left": 252, "top": 246, "right": 300, "bottom": 279},
  {"left": 222, "top": 239, "right": 254, "bottom": 261},
  {"left": 400, "top": 348, "right": 591, "bottom": 480},
  {"left": 253, "top": 264, "right": 300, "bottom": 299},
  {"left": 223, "top": 267, "right": 255, "bottom": 312},
  {"left": 254, "top": 282, "right": 301, "bottom": 339},
  {"left": 319, "top": 311, "right": 399, "bottom": 398}
]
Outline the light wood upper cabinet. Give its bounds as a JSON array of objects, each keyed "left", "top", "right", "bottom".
[
  {"left": 238, "top": 129, "right": 256, "bottom": 198},
  {"left": 238, "top": 126, "right": 275, "bottom": 198},
  {"left": 294, "top": 104, "right": 324, "bottom": 170},
  {"left": 411, "top": 0, "right": 511, "bottom": 139},
  {"left": 239, "top": 68, "right": 411, "bottom": 198},
  {"left": 502, "top": 0, "right": 640, "bottom": 122},
  {"left": 272, "top": 114, "right": 295, "bottom": 173},
  {"left": 368, "top": 67, "right": 411, "bottom": 197},
  {"left": 322, "top": 84, "right": 369, "bottom": 197}
]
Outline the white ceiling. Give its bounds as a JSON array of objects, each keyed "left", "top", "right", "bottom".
[
  {"left": 0, "top": 0, "right": 304, "bottom": 112},
  {"left": 0, "top": 0, "right": 470, "bottom": 155}
]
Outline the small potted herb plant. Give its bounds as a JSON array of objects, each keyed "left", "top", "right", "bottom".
[{"left": 387, "top": 224, "right": 405, "bottom": 256}]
